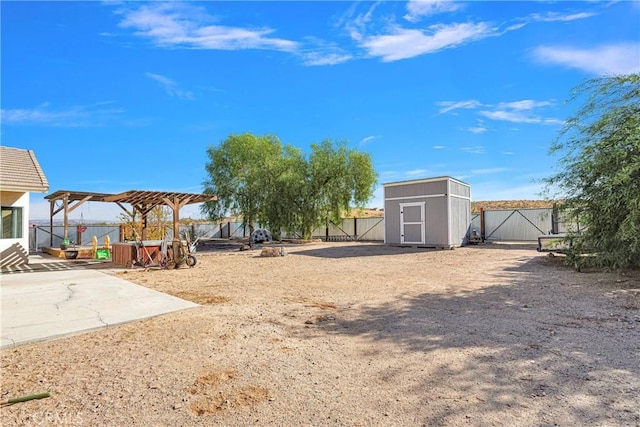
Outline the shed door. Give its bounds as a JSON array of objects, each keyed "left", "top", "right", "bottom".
[{"left": 400, "top": 202, "right": 425, "bottom": 244}]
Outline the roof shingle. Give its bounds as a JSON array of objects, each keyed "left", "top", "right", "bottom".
[{"left": 0, "top": 146, "right": 49, "bottom": 193}]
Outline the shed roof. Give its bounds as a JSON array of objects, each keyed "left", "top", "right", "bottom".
[
  {"left": 382, "top": 175, "right": 469, "bottom": 188},
  {"left": 0, "top": 146, "right": 49, "bottom": 193}
]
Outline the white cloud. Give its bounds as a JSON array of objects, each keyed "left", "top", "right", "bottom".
[
  {"left": 0, "top": 102, "right": 123, "bottom": 127},
  {"left": 528, "top": 11, "right": 597, "bottom": 22},
  {"left": 145, "top": 72, "right": 194, "bottom": 100},
  {"left": 404, "top": 0, "right": 462, "bottom": 22},
  {"left": 470, "top": 167, "right": 510, "bottom": 175},
  {"left": 432, "top": 145, "right": 446, "bottom": 149},
  {"left": 496, "top": 100, "right": 553, "bottom": 110},
  {"left": 437, "top": 98, "right": 562, "bottom": 125},
  {"left": 341, "top": 2, "right": 380, "bottom": 43},
  {"left": 460, "top": 146, "right": 485, "bottom": 154},
  {"left": 301, "top": 50, "right": 353, "bottom": 66},
  {"left": 479, "top": 99, "right": 559, "bottom": 125},
  {"left": 479, "top": 110, "right": 541, "bottom": 124},
  {"left": 479, "top": 109, "right": 563, "bottom": 125},
  {"left": 117, "top": 3, "right": 299, "bottom": 52},
  {"left": 360, "top": 135, "right": 378, "bottom": 145},
  {"left": 467, "top": 126, "right": 488, "bottom": 134},
  {"left": 361, "top": 22, "right": 496, "bottom": 62},
  {"left": 504, "top": 22, "right": 527, "bottom": 32},
  {"left": 533, "top": 43, "right": 640, "bottom": 75},
  {"left": 406, "top": 168, "right": 430, "bottom": 176},
  {"left": 436, "top": 100, "right": 483, "bottom": 115}
]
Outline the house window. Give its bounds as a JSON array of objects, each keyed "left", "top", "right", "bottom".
[{"left": 1, "top": 206, "right": 23, "bottom": 239}]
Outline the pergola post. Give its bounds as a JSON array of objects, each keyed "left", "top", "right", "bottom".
[
  {"left": 63, "top": 193, "right": 69, "bottom": 242},
  {"left": 162, "top": 196, "right": 188, "bottom": 240},
  {"left": 49, "top": 199, "right": 54, "bottom": 247},
  {"left": 141, "top": 205, "right": 149, "bottom": 241}
]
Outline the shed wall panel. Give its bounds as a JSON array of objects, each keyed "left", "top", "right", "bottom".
[
  {"left": 450, "top": 196, "right": 471, "bottom": 245},
  {"left": 384, "top": 180, "right": 447, "bottom": 199},
  {"left": 384, "top": 198, "right": 406, "bottom": 244},
  {"left": 449, "top": 181, "right": 470, "bottom": 198},
  {"left": 425, "top": 197, "right": 449, "bottom": 246}
]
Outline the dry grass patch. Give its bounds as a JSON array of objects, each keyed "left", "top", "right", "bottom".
[
  {"left": 188, "top": 368, "right": 269, "bottom": 416},
  {"left": 285, "top": 296, "right": 337, "bottom": 310},
  {"left": 170, "top": 291, "right": 230, "bottom": 305}
]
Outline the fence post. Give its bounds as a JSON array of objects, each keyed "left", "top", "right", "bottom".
[
  {"left": 354, "top": 218, "right": 358, "bottom": 240},
  {"left": 31, "top": 224, "right": 37, "bottom": 252},
  {"left": 480, "top": 208, "right": 485, "bottom": 242}
]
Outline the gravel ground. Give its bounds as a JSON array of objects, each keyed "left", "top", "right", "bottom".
[{"left": 1, "top": 241, "right": 639, "bottom": 426}]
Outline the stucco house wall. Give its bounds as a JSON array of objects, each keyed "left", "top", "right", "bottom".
[{"left": 0, "top": 146, "right": 49, "bottom": 267}]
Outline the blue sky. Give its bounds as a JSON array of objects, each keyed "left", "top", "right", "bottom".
[{"left": 2, "top": 1, "right": 639, "bottom": 222}]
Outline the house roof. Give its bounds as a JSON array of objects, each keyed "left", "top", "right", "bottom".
[{"left": 0, "top": 146, "right": 49, "bottom": 193}]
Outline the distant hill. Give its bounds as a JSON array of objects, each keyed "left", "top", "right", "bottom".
[
  {"left": 471, "top": 200, "right": 557, "bottom": 212},
  {"left": 29, "top": 219, "right": 119, "bottom": 226},
  {"left": 345, "top": 208, "right": 385, "bottom": 218}
]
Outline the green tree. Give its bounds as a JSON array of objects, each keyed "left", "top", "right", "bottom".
[
  {"left": 544, "top": 73, "right": 640, "bottom": 270},
  {"left": 268, "top": 140, "right": 378, "bottom": 240},
  {"left": 201, "top": 133, "right": 283, "bottom": 232},
  {"left": 202, "top": 135, "right": 377, "bottom": 240},
  {"left": 118, "top": 205, "right": 171, "bottom": 241}
]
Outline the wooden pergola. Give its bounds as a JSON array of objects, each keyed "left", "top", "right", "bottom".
[{"left": 45, "top": 190, "right": 218, "bottom": 245}]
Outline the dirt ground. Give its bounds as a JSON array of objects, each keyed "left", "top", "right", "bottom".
[{"left": 1, "top": 241, "right": 639, "bottom": 426}]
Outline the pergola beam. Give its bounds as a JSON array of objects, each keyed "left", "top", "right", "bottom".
[{"left": 44, "top": 189, "right": 217, "bottom": 247}]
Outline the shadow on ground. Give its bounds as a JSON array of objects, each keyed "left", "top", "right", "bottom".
[
  {"left": 293, "top": 241, "right": 540, "bottom": 258},
  {"left": 307, "top": 255, "right": 640, "bottom": 425},
  {"left": 0, "top": 258, "right": 118, "bottom": 274}
]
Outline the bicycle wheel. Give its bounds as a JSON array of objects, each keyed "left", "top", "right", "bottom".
[{"left": 186, "top": 255, "right": 197, "bottom": 267}]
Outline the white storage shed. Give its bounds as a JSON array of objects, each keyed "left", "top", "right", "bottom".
[{"left": 383, "top": 176, "right": 471, "bottom": 248}]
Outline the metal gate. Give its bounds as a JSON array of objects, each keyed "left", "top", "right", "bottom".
[
  {"left": 483, "top": 208, "right": 551, "bottom": 241},
  {"left": 400, "top": 202, "right": 425, "bottom": 244}
]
